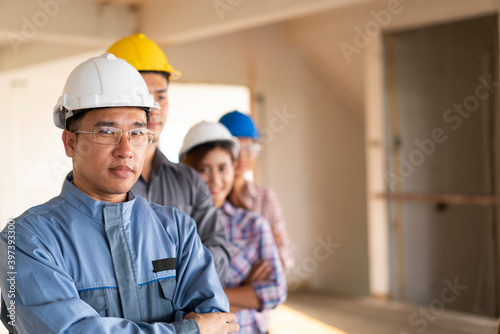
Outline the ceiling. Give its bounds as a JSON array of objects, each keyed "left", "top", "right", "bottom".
[
  {"left": 1, "top": 0, "right": 498, "bottom": 122},
  {"left": 0, "top": 0, "right": 374, "bottom": 71}
]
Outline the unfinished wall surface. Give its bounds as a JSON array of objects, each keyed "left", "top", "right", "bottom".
[
  {"left": 385, "top": 15, "right": 499, "bottom": 316},
  {"left": 357, "top": 0, "right": 500, "bottom": 308}
]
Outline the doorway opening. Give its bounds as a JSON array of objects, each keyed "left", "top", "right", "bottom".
[{"left": 383, "top": 15, "right": 500, "bottom": 316}]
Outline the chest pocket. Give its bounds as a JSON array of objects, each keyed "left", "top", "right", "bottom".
[
  {"left": 159, "top": 277, "right": 176, "bottom": 302},
  {"left": 138, "top": 276, "right": 177, "bottom": 323},
  {"left": 79, "top": 278, "right": 178, "bottom": 322},
  {"left": 157, "top": 276, "right": 176, "bottom": 319},
  {"left": 79, "top": 288, "right": 121, "bottom": 318}
]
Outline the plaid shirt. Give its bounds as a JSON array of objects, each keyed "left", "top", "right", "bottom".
[
  {"left": 239, "top": 181, "right": 295, "bottom": 271},
  {"left": 218, "top": 201, "right": 287, "bottom": 334}
]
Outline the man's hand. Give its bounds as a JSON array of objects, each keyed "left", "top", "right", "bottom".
[
  {"left": 185, "top": 312, "right": 239, "bottom": 334},
  {"left": 244, "top": 260, "right": 271, "bottom": 284}
]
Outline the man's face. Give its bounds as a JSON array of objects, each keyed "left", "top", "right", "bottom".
[
  {"left": 235, "top": 137, "right": 258, "bottom": 178},
  {"left": 141, "top": 72, "right": 169, "bottom": 143},
  {"left": 63, "top": 107, "right": 149, "bottom": 203}
]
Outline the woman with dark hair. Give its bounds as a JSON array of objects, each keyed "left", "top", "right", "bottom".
[{"left": 180, "top": 121, "right": 287, "bottom": 334}]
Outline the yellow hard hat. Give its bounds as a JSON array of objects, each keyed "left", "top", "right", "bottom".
[{"left": 107, "top": 33, "right": 181, "bottom": 79}]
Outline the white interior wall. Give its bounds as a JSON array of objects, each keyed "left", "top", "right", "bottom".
[
  {"left": 0, "top": 50, "right": 101, "bottom": 227},
  {"left": 165, "top": 23, "right": 369, "bottom": 294}
]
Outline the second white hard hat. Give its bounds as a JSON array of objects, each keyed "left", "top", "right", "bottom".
[
  {"left": 179, "top": 121, "right": 240, "bottom": 161},
  {"left": 53, "top": 53, "right": 160, "bottom": 129}
]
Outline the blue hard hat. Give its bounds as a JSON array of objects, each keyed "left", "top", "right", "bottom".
[{"left": 219, "top": 111, "right": 260, "bottom": 139}]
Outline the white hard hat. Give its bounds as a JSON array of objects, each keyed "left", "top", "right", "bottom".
[
  {"left": 179, "top": 121, "right": 240, "bottom": 161},
  {"left": 53, "top": 53, "right": 160, "bottom": 129}
]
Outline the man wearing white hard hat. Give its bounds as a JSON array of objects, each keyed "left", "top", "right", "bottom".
[{"left": 0, "top": 54, "right": 238, "bottom": 334}]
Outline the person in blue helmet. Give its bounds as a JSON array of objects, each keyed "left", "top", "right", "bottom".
[{"left": 219, "top": 111, "right": 295, "bottom": 271}]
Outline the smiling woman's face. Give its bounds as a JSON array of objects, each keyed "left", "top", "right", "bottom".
[{"left": 197, "top": 146, "right": 235, "bottom": 208}]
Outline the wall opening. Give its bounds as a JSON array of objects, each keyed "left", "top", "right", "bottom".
[{"left": 383, "top": 15, "right": 500, "bottom": 316}]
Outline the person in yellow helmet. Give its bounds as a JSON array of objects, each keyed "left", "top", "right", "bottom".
[{"left": 107, "top": 34, "right": 231, "bottom": 284}]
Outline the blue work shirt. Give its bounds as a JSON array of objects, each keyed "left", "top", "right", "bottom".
[{"left": 0, "top": 175, "right": 229, "bottom": 333}]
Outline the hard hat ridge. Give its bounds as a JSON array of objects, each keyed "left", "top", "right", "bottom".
[
  {"left": 179, "top": 121, "right": 240, "bottom": 162},
  {"left": 219, "top": 110, "right": 260, "bottom": 139},
  {"left": 53, "top": 53, "right": 160, "bottom": 129},
  {"left": 106, "top": 33, "right": 181, "bottom": 79}
]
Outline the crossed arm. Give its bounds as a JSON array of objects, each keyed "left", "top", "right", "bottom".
[
  {"left": 0, "top": 224, "right": 239, "bottom": 334},
  {"left": 224, "top": 261, "right": 271, "bottom": 312},
  {"left": 224, "top": 215, "right": 288, "bottom": 313}
]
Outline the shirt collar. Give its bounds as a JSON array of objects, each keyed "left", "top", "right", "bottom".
[
  {"left": 243, "top": 180, "right": 258, "bottom": 197},
  {"left": 61, "top": 172, "right": 136, "bottom": 219},
  {"left": 151, "top": 147, "right": 173, "bottom": 172},
  {"left": 220, "top": 200, "right": 236, "bottom": 216}
]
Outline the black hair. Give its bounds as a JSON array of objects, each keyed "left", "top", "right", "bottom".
[
  {"left": 65, "top": 108, "right": 91, "bottom": 131},
  {"left": 182, "top": 141, "right": 235, "bottom": 171},
  {"left": 139, "top": 71, "right": 170, "bottom": 85}
]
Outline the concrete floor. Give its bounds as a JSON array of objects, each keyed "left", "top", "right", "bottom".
[
  {"left": 270, "top": 290, "right": 498, "bottom": 334},
  {"left": 0, "top": 290, "right": 496, "bottom": 333}
]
